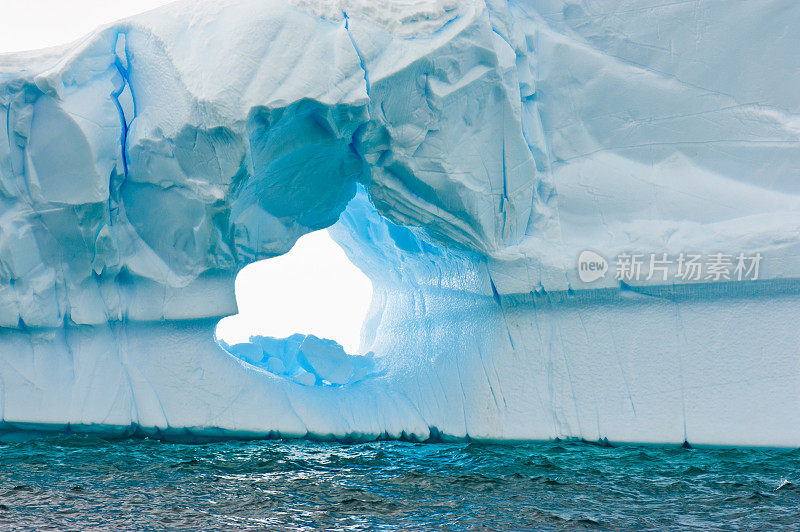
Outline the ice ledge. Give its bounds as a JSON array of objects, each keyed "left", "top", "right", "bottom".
[{"left": 2, "top": 281, "right": 800, "bottom": 448}]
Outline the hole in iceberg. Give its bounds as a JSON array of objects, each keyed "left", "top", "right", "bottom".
[{"left": 216, "top": 228, "right": 376, "bottom": 387}]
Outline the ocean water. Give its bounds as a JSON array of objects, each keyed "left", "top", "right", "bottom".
[{"left": 0, "top": 435, "right": 798, "bottom": 530}]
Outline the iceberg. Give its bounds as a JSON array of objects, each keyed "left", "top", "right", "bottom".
[{"left": 0, "top": 0, "right": 799, "bottom": 446}]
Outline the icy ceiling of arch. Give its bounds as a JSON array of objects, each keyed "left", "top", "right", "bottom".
[{"left": 0, "top": 0, "right": 799, "bottom": 446}]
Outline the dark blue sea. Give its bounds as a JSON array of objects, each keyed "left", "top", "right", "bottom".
[{"left": 0, "top": 435, "right": 799, "bottom": 530}]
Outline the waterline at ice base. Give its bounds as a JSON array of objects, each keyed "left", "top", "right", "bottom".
[{"left": 0, "top": 0, "right": 799, "bottom": 447}]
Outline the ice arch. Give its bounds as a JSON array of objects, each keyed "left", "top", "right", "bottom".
[{"left": 217, "top": 229, "right": 372, "bottom": 355}]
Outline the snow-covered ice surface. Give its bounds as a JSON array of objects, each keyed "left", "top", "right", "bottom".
[{"left": 0, "top": 0, "right": 799, "bottom": 446}]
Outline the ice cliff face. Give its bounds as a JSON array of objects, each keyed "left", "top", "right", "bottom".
[{"left": 0, "top": 0, "right": 799, "bottom": 446}]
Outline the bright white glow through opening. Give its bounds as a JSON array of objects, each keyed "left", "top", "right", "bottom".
[
  {"left": 1, "top": 0, "right": 175, "bottom": 53},
  {"left": 217, "top": 229, "right": 373, "bottom": 354}
]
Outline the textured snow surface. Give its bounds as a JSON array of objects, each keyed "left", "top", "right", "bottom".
[{"left": 0, "top": 0, "right": 799, "bottom": 445}]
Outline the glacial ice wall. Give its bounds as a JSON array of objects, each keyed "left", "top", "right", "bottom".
[{"left": 0, "top": 0, "right": 799, "bottom": 445}]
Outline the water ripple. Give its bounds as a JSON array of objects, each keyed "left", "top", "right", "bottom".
[{"left": 0, "top": 436, "right": 799, "bottom": 530}]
